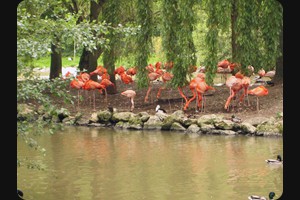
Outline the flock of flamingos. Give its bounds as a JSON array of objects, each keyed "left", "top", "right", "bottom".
[{"left": 68, "top": 59, "right": 274, "bottom": 113}]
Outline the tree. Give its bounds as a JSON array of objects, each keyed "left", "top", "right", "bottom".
[
  {"left": 135, "top": 0, "right": 153, "bottom": 89},
  {"left": 78, "top": 0, "right": 105, "bottom": 76},
  {"left": 161, "top": 0, "right": 197, "bottom": 88}
]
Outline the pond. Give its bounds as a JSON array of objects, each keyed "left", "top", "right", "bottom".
[{"left": 17, "top": 126, "right": 283, "bottom": 200}]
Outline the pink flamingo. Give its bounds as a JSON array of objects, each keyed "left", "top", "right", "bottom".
[{"left": 121, "top": 90, "right": 137, "bottom": 112}]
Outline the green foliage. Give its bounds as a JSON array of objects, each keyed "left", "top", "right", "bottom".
[
  {"left": 135, "top": 0, "right": 153, "bottom": 89},
  {"left": 161, "top": 0, "right": 197, "bottom": 88},
  {"left": 259, "top": 0, "right": 282, "bottom": 71},
  {"left": 102, "top": 0, "right": 121, "bottom": 75},
  {"left": 17, "top": 77, "right": 74, "bottom": 169}
]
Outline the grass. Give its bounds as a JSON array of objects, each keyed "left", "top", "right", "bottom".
[
  {"left": 33, "top": 56, "right": 81, "bottom": 68},
  {"left": 32, "top": 54, "right": 165, "bottom": 69}
]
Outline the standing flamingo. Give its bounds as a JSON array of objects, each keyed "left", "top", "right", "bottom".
[
  {"left": 156, "top": 71, "right": 174, "bottom": 99},
  {"left": 247, "top": 85, "right": 269, "bottom": 111},
  {"left": 121, "top": 90, "right": 136, "bottom": 112},
  {"left": 240, "top": 76, "right": 251, "bottom": 106},
  {"left": 144, "top": 63, "right": 163, "bottom": 103},
  {"left": 99, "top": 78, "right": 115, "bottom": 102},
  {"left": 82, "top": 79, "right": 105, "bottom": 111},
  {"left": 70, "top": 78, "right": 85, "bottom": 108},
  {"left": 224, "top": 75, "right": 243, "bottom": 111},
  {"left": 183, "top": 73, "right": 215, "bottom": 111}
]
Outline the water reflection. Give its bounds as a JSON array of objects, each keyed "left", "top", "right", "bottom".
[{"left": 17, "top": 126, "right": 283, "bottom": 200}]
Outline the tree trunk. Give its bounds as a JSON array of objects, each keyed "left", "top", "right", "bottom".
[
  {"left": 273, "top": 25, "right": 283, "bottom": 83},
  {"left": 231, "top": 0, "right": 238, "bottom": 62},
  {"left": 49, "top": 42, "right": 62, "bottom": 80},
  {"left": 78, "top": 0, "right": 105, "bottom": 73}
]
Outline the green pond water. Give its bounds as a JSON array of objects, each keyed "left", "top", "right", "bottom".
[{"left": 17, "top": 126, "right": 283, "bottom": 200}]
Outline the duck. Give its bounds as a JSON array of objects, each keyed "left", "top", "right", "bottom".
[
  {"left": 265, "top": 155, "right": 283, "bottom": 164},
  {"left": 155, "top": 105, "right": 167, "bottom": 113},
  {"left": 231, "top": 115, "right": 242, "bottom": 123},
  {"left": 248, "top": 192, "right": 275, "bottom": 200},
  {"left": 17, "top": 189, "right": 24, "bottom": 200}
]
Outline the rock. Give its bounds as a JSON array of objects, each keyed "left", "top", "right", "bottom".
[
  {"left": 214, "top": 119, "right": 234, "bottom": 130},
  {"left": 17, "top": 103, "right": 39, "bottom": 121},
  {"left": 111, "top": 112, "right": 135, "bottom": 122},
  {"left": 197, "top": 114, "right": 224, "bottom": 127},
  {"left": 97, "top": 110, "right": 112, "bottom": 123},
  {"left": 89, "top": 112, "right": 99, "bottom": 123},
  {"left": 234, "top": 122, "right": 256, "bottom": 135},
  {"left": 170, "top": 122, "right": 186, "bottom": 131},
  {"left": 128, "top": 115, "right": 143, "bottom": 130},
  {"left": 143, "top": 115, "right": 163, "bottom": 130},
  {"left": 186, "top": 124, "right": 201, "bottom": 133},
  {"left": 56, "top": 108, "right": 70, "bottom": 122},
  {"left": 200, "top": 124, "right": 215, "bottom": 133},
  {"left": 155, "top": 112, "right": 169, "bottom": 121},
  {"left": 209, "top": 129, "right": 237, "bottom": 135},
  {"left": 243, "top": 117, "right": 269, "bottom": 126},
  {"left": 138, "top": 112, "right": 150, "bottom": 122},
  {"left": 256, "top": 119, "right": 283, "bottom": 136}
]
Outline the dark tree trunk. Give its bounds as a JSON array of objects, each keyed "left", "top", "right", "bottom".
[
  {"left": 49, "top": 42, "right": 62, "bottom": 80},
  {"left": 273, "top": 25, "right": 283, "bottom": 83},
  {"left": 231, "top": 0, "right": 238, "bottom": 62},
  {"left": 78, "top": 0, "right": 105, "bottom": 73}
]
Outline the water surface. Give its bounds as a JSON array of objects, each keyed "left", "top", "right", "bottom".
[{"left": 17, "top": 126, "right": 283, "bottom": 200}]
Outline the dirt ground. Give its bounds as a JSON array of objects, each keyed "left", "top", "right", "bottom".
[{"left": 61, "top": 75, "right": 283, "bottom": 122}]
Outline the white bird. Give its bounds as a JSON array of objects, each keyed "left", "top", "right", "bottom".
[{"left": 155, "top": 105, "right": 167, "bottom": 113}]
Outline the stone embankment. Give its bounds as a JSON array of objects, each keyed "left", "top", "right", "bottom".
[{"left": 17, "top": 103, "right": 283, "bottom": 136}]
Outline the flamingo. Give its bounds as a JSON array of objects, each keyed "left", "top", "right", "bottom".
[
  {"left": 82, "top": 79, "right": 105, "bottom": 111},
  {"left": 239, "top": 76, "right": 251, "bottom": 106},
  {"left": 126, "top": 67, "right": 137, "bottom": 76},
  {"left": 216, "top": 60, "right": 240, "bottom": 83},
  {"left": 156, "top": 71, "right": 174, "bottom": 99},
  {"left": 144, "top": 63, "right": 163, "bottom": 103},
  {"left": 121, "top": 90, "right": 136, "bottom": 112},
  {"left": 90, "top": 65, "right": 108, "bottom": 77},
  {"left": 183, "top": 73, "right": 215, "bottom": 111},
  {"left": 119, "top": 72, "right": 133, "bottom": 84},
  {"left": 224, "top": 75, "right": 243, "bottom": 111},
  {"left": 258, "top": 68, "right": 266, "bottom": 78},
  {"left": 99, "top": 78, "right": 115, "bottom": 102},
  {"left": 114, "top": 66, "right": 126, "bottom": 75},
  {"left": 70, "top": 78, "right": 85, "bottom": 108},
  {"left": 247, "top": 85, "right": 269, "bottom": 111}
]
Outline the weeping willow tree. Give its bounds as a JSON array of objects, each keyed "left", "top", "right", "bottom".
[
  {"left": 259, "top": 0, "right": 282, "bottom": 73},
  {"left": 161, "top": 0, "right": 197, "bottom": 88},
  {"left": 102, "top": 0, "right": 120, "bottom": 94},
  {"left": 204, "top": 0, "right": 283, "bottom": 83},
  {"left": 135, "top": 0, "right": 153, "bottom": 89},
  {"left": 204, "top": 0, "right": 230, "bottom": 85},
  {"left": 234, "top": 0, "right": 261, "bottom": 74}
]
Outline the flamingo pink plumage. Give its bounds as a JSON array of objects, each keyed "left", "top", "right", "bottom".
[{"left": 121, "top": 90, "right": 136, "bottom": 112}]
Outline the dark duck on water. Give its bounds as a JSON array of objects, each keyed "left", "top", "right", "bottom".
[{"left": 265, "top": 155, "right": 283, "bottom": 164}]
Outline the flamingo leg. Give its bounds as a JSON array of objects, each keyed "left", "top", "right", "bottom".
[
  {"left": 144, "top": 82, "right": 152, "bottom": 103},
  {"left": 104, "top": 88, "right": 107, "bottom": 102},
  {"left": 178, "top": 87, "right": 188, "bottom": 104},
  {"left": 225, "top": 90, "right": 236, "bottom": 111},
  {"left": 93, "top": 90, "right": 96, "bottom": 111},
  {"left": 77, "top": 90, "right": 80, "bottom": 109},
  {"left": 157, "top": 82, "right": 166, "bottom": 99},
  {"left": 256, "top": 96, "right": 259, "bottom": 112},
  {"left": 130, "top": 97, "right": 134, "bottom": 112},
  {"left": 201, "top": 94, "right": 205, "bottom": 112},
  {"left": 195, "top": 93, "right": 198, "bottom": 113},
  {"left": 184, "top": 89, "right": 197, "bottom": 111}
]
